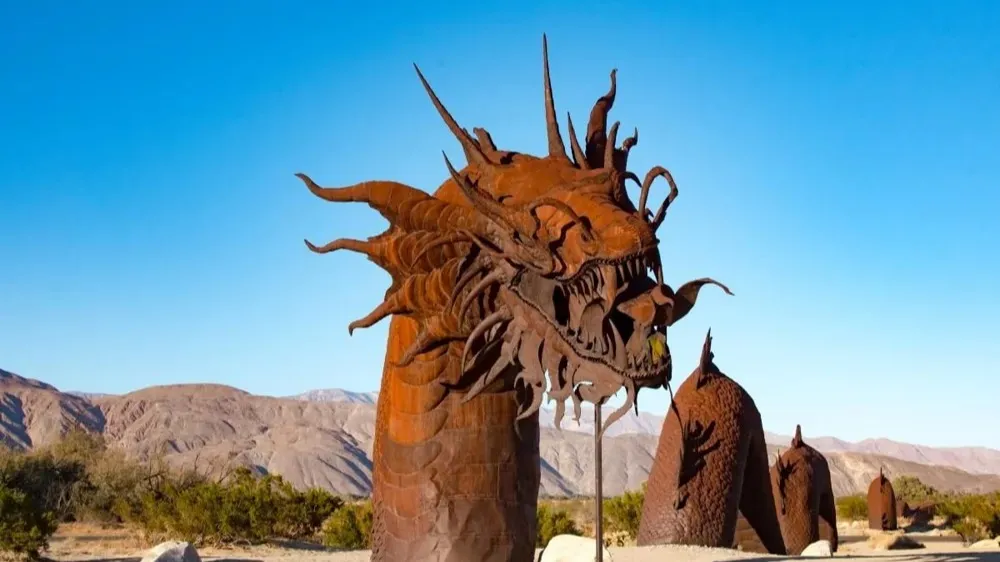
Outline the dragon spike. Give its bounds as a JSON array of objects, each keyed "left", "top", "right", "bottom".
[
  {"left": 542, "top": 34, "right": 569, "bottom": 161},
  {"left": 566, "top": 112, "right": 589, "bottom": 169},
  {"left": 443, "top": 152, "right": 518, "bottom": 232},
  {"left": 410, "top": 231, "right": 471, "bottom": 268},
  {"left": 347, "top": 295, "right": 412, "bottom": 336},
  {"left": 598, "top": 380, "right": 637, "bottom": 440},
  {"left": 553, "top": 399, "right": 567, "bottom": 430},
  {"left": 459, "top": 268, "right": 506, "bottom": 321},
  {"left": 349, "top": 263, "right": 461, "bottom": 337},
  {"left": 304, "top": 237, "right": 369, "bottom": 255},
  {"left": 637, "top": 166, "right": 673, "bottom": 223},
  {"left": 413, "top": 64, "right": 492, "bottom": 167},
  {"left": 449, "top": 259, "right": 491, "bottom": 309},
  {"left": 460, "top": 308, "right": 511, "bottom": 374},
  {"left": 603, "top": 121, "right": 620, "bottom": 170},
  {"left": 516, "top": 382, "right": 545, "bottom": 421},
  {"left": 585, "top": 69, "right": 617, "bottom": 168},
  {"left": 698, "top": 328, "right": 714, "bottom": 373},
  {"left": 394, "top": 318, "right": 456, "bottom": 367},
  {"left": 622, "top": 127, "right": 639, "bottom": 153},
  {"left": 643, "top": 167, "right": 680, "bottom": 230},
  {"left": 462, "top": 351, "right": 514, "bottom": 404},
  {"left": 295, "top": 173, "right": 488, "bottom": 235},
  {"left": 666, "top": 278, "right": 735, "bottom": 327},
  {"left": 472, "top": 127, "right": 499, "bottom": 154},
  {"left": 793, "top": 424, "right": 803, "bottom": 447}
]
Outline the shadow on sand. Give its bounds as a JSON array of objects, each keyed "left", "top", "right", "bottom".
[{"left": 751, "top": 553, "right": 1000, "bottom": 562}]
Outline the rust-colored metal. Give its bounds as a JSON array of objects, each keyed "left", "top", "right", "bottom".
[
  {"left": 771, "top": 425, "right": 839, "bottom": 554},
  {"left": 903, "top": 501, "right": 937, "bottom": 528},
  {"left": 896, "top": 499, "right": 911, "bottom": 519},
  {"left": 636, "top": 332, "right": 786, "bottom": 555},
  {"left": 867, "top": 469, "right": 899, "bottom": 531},
  {"left": 300, "top": 35, "right": 730, "bottom": 561}
]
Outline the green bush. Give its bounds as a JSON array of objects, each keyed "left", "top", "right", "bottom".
[
  {"left": 276, "top": 486, "right": 344, "bottom": 539},
  {"left": 603, "top": 483, "right": 645, "bottom": 541},
  {"left": 537, "top": 504, "right": 581, "bottom": 547},
  {"left": 953, "top": 518, "right": 990, "bottom": 543},
  {"left": 0, "top": 448, "right": 85, "bottom": 522},
  {"left": 836, "top": 494, "right": 868, "bottom": 521},
  {"left": 937, "top": 493, "right": 1000, "bottom": 541},
  {"left": 893, "top": 475, "right": 939, "bottom": 504},
  {"left": 321, "top": 501, "right": 373, "bottom": 550},
  {"left": 71, "top": 449, "right": 150, "bottom": 524},
  {"left": 0, "top": 482, "right": 57, "bottom": 560},
  {"left": 120, "top": 466, "right": 342, "bottom": 545}
]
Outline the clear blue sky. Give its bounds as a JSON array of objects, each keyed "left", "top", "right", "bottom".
[{"left": 2, "top": 1, "right": 998, "bottom": 448}]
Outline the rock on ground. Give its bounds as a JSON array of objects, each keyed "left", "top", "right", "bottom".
[
  {"left": 140, "top": 540, "right": 201, "bottom": 562},
  {"left": 867, "top": 533, "right": 925, "bottom": 551},
  {"left": 969, "top": 538, "right": 1000, "bottom": 550},
  {"left": 540, "top": 534, "right": 613, "bottom": 561},
  {"left": 800, "top": 540, "right": 833, "bottom": 557}
]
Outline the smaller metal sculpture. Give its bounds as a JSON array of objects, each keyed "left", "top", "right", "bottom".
[
  {"left": 771, "top": 425, "right": 839, "bottom": 554},
  {"left": 867, "top": 468, "right": 898, "bottom": 531},
  {"left": 903, "top": 501, "right": 937, "bottom": 528},
  {"left": 636, "top": 331, "right": 786, "bottom": 554}
]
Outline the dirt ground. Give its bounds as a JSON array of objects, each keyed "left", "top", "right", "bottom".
[{"left": 42, "top": 522, "right": 999, "bottom": 562}]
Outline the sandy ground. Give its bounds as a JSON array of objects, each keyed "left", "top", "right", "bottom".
[{"left": 42, "top": 523, "right": 999, "bottom": 562}]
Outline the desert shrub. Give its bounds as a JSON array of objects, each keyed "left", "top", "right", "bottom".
[
  {"left": 537, "top": 504, "right": 581, "bottom": 547},
  {"left": 603, "top": 484, "right": 645, "bottom": 541},
  {"left": 937, "top": 493, "right": 1000, "bottom": 541},
  {"left": 952, "top": 518, "right": 990, "bottom": 543},
  {"left": 893, "top": 475, "right": 939, "bottom": 504},
  {"left": 836, "top": 494, "right": 868, "bottom": 521},
  {"left": 40, "top": 429, "right": 148, "bottom": 524},
  {"left": 71, "top": 449, "right": 150, "bottom": 524},
  {"left": 0, "top": 481, "right": 57, "bottom": 560},
  {"left": 46, "top": 428, "right": 106, "bottom": 466},
  {"left": 121, "top": 465, "right": 344, "bottom": 545},
  {"left": 0, "top": 448, "right": 85, "bottom": 522},
  {"left": 321, "top": 500, "right": 373, "bottom": 550},
  {"left": 275, "top": 485, "right": 343, "bottom": 539}
]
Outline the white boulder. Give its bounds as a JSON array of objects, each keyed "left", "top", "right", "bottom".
[
  {"left": 969, "top": 538, "right": 1000, "bottom": 550},
  {"left": 539, "top": 534, "right": 613, "bottom": 561},
  {"left": 800, "top": 540, "right": 833, "bottom": 557},
  {"left": 140, "top": 540, "right": 201, "bottom": 562}
]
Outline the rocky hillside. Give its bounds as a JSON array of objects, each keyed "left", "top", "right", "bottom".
[
  {"left": 287, "top": 389, "right": 378, "bottom": 405},
  {"left": 0, "top": 369, "right": 104, "bottom": 450},
  {"left": 2, "top": 368, "right": 999, "bottom": 498}
]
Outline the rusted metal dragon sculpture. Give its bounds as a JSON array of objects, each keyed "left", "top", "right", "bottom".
[
  {"left": 772, "top": 425, "right": 839, "bottom": 554},
  {"left": 636, "top": 332, "right": 787, "bottom": 555},
  {"left": 300, "top": 37, "right": 730, "bottom": 561}
]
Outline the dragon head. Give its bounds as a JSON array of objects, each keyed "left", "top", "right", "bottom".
[{"left": 300, "top": 36, "right": 731, "bottom": 437}]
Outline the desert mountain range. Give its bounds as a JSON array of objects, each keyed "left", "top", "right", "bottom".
[{"left": 3, "top": 367, "right": 999, "bottom": 498}]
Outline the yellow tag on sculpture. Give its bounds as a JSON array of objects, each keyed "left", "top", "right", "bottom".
[{"left": 648, "top": 334, "right": 666, "bottom": 363}]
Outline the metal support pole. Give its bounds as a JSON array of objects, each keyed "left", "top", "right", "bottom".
[{"left": 594, "top": 401, "right": 604, "bottom": 562}]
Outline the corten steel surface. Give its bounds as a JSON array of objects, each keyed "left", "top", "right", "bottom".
[
  {"left": 299, "top": 35, "right": 731, "bottom": 561},
  {"left": 771, "top": 425, "right": 839, "bottom": 555},
  {"left": 867, "top": 469, "right": 899, "bottom": 531},
  {"left": 636, "top": 333, "right": 786, "bottom": 555},
  {"left": 594, "top": 403, "right": 605, "bottom": 562}
]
